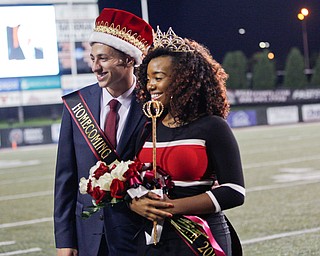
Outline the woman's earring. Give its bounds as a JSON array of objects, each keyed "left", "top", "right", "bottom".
[{"left": 170, "top": 95, "right": 174, "bottom": 109}]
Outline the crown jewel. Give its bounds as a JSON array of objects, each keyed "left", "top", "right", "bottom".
[{"left": 153, "top": 26, "right": 194, "bottom": 52}]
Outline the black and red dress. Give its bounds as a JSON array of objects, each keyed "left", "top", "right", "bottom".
[{"left": 136, "top": 115, "right": 245, "bottom": 256}]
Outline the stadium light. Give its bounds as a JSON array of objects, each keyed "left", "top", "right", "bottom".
[
  {"left": 297, "top": 8, "right": 310, "bottom": 72},
  {"left": 141, "top": 0, "right": 149, "bottom": 23}
]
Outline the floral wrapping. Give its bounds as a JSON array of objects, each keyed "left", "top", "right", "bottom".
[{"left": 79, "top": 159, "right": 173, "bottom": 218}]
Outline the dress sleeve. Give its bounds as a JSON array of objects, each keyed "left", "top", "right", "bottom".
[{"left": 205, "top": 116, "right": 245, "bottom": 212}]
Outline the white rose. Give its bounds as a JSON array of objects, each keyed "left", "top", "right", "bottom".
[
  {"left": 90, "top": 177, "right": 99, "bottom": 188},
  {"left": 97, "top": 173, "right": 112, "bottom": 191},
  {"left": 79, "top": 177, "right": 89, "bottom": 194},
  {"left": 110, "top": 160, "right": 133, "bottom": 181}
]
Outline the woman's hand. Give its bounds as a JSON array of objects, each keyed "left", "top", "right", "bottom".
[
  {"left": 130, "top": 191, "right": 216, "bottom": 220},
  {"left": 129, "top": 192, "right": 174, "bottom": 222}
]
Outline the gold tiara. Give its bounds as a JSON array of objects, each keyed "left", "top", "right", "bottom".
[{"left": 153, "top": 26, "right": 194, "bottom": 52}]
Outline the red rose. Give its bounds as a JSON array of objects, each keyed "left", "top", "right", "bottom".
[
  {"left": 87, "top": 179, "right": 93, "bottom": 193},
  {"left": 124, "top": 169, "right": 142, "bottom": 187},
  {"left": 93, "top": 162, "right": 109, "bottom": 179},
  {"left": 88, "top": 186, "right": 107, "bottom": 204},
  {"left": 123, "top": 161, "right": 144, "bottom": 187},
  {"left": 110, "top": 179, "right": 126, "bottom": 199},
  {"left": 128, "top": 160, "right": 144, "bottom": 172}
]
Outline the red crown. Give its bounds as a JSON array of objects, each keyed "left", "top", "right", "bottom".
[{"left": 89, "top": 8, "right": 153, "bottom": 66}]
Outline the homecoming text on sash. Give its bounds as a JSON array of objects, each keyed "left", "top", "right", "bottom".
[{"left": 63, "top": 91, "right": 119, "bottom": 164}]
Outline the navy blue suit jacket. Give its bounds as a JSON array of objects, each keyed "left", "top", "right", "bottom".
[{"left": 54, "top": 83, "right": 146, "bottom": 256}]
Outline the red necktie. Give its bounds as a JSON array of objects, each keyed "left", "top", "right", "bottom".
[{"left": 104, "top": 99, "right": 119, "bottom": 148}]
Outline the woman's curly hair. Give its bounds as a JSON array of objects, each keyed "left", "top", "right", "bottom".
[{"left": 136, "top": 38, "right": 230, "bottom": 123}]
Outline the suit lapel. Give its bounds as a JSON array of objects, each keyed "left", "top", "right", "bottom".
[
  {"left": 116, "top": 97, "right": 144, "bottom": 157},
  {"left": 85, "top": 84, "right": 102, "bottom": 125}
]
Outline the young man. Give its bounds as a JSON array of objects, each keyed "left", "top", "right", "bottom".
[{"left": 54, "top": 8, "right": 153, "bottom": 256}]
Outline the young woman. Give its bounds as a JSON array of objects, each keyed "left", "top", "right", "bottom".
[{"left": 130, "top": 27, "right": 245, "bottom": 256}]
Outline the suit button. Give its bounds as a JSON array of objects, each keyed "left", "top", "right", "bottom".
[{"left": 99, "top": 214, "right": 104, "bottom": 220}]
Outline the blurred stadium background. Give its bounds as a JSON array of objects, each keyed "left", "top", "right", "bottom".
[{"left": 0, "top": 0, "right": 319, "bottom": 149}]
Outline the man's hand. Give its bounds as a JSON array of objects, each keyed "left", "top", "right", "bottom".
[{"left": 56, "top": 248, "right": 78, "bottom": 256}]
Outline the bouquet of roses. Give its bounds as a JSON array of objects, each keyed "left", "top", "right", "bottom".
[{"left": 79, "top": 159, "right": 173, "bottom": 218}]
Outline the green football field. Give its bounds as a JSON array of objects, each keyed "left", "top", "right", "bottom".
[{"left": 1, "top": 122, "right": 319, "bottom": 255}]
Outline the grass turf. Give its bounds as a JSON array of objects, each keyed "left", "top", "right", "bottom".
[{"left": 0, "top": 122, "right": 319, "bottom": 255}]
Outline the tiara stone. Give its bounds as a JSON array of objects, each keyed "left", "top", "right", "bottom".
[{"left": 153, "top": 26, "right": 194, "bottom": 53}]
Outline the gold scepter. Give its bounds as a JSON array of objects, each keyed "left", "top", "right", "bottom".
[{"left": 142, "top": 99, "right": 164, "bottom": 245}]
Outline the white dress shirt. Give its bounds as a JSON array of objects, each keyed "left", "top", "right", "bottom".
[{"left": 100, "top": 77, "right": 136, "bottom": 146}]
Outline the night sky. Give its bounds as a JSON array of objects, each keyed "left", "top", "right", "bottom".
[{"left": 99, "top": 0, "right": 320, "bottom": 69}]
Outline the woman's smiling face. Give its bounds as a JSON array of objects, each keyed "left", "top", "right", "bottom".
[{"left": 146, "top": 55, "right": 174, "bottom": 107}]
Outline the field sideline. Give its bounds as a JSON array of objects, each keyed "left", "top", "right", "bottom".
[{"left": 0, "top": 122, "right": 319, "bottom": 255}]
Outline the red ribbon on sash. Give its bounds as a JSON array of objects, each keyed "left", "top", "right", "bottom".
[
  {"left": 184, "top": 215, "right": 226, "bottom": 256},
  {"left": 169, "top": 215, "right": 226, "bottom": 256}
]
